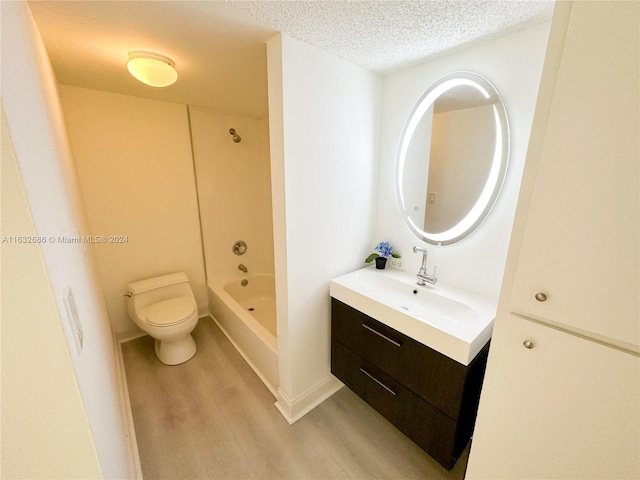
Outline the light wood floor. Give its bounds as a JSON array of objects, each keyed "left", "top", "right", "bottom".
[{"left": 122, "top": 317, "right": 469, "bottom": 479}]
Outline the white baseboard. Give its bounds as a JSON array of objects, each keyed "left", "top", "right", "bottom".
[
  {"left": 117, "top": 326, "right": 145, "bottom": 344},
  {"left": 197, "top": 301, "right": 209, "bottom": 318},
  {"left": 114, "top": 335, "right": 143, "bottom": 479},
  {"left": 274, "top": 375, "right": 344, "bottom": 425}
]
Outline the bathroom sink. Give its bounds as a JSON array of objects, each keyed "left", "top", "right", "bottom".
[{"left": 330, "top": 267, "right": 497, "bottom": 365}]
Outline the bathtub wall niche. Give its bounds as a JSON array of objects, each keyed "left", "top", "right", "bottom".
[{"left": 189, "top": 107, "right": 274, "bottom": 283}]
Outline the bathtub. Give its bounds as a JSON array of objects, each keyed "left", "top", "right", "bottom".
[{"left": 208, "top": 274, "right": 278, "bottom": 396}]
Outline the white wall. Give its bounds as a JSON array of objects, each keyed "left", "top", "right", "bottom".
[
  {"left": 59, "top": 86, "right": 207, "bottom": 337},
  {"left": 189, "top": 107, "right": 274, "bottom": 282},
  {"left": 1, "top": 3, "right": 135, "bottom": 477},
  {"left": 376, "top": 22, "right": 552, "bottom": 300},
  {"left": 267, "top": 33, "right": 381, "bottom": 421},
  {"left": 1, "top": 106, "right": 103, "bottom": 480}
]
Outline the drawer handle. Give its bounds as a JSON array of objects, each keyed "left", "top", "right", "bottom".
[
  {"left": 359, "top": 368, "right": 397, "bottom": 396},
  {"left": 362, "top": 324, "right": 401, "bottom": 347}
]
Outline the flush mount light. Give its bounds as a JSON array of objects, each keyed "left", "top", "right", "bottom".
[{"left": 127, "top": 51, "right": 178, "bottom": 87}]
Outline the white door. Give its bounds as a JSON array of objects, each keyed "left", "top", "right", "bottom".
[
  {"left": 466, "top": 314, "right": 640, "bottom": 479},
  {"left": 509, "top": 1, "right": 639, "bottom": 348}
]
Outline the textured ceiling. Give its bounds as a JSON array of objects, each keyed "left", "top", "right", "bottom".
[
  {"left": 230, "top": 0, "right": 554, "bottom": 73},
  {"left": 27, "top": 1, "right": 554, "bottom": 116}
]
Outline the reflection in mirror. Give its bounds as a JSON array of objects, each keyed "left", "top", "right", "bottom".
[{"left": 395, "top": 72, "right": 509, "bottom": 246}]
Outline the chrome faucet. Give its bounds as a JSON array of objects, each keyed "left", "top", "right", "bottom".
[
  {"left": 238, "top": 264, "right": 248, "bottom": 273},
  {"left": 413, "top": 246, "right": 437, "bottom": 286}
]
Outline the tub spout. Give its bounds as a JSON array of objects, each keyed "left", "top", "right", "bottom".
[{"left": 238, "top": 264, "right": 248, "bottom": 273}]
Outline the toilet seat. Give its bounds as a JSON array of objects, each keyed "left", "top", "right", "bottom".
[{"left": 144, "top": 296, "right": 197, "bottom": 327}]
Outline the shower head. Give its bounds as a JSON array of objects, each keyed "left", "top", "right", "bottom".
[{"left": 229, "top": 128, "right": 241, "bottom": 143}]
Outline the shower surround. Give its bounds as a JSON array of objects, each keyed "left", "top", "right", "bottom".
[{"left": 189, "top": 106, "right": 277, "bottom": 393}]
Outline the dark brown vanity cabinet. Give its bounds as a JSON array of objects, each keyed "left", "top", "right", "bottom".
[{"left": 330, "top": 298, "right": 489, "bottom": 470}]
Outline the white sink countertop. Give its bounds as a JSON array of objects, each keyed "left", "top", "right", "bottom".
[{"left": 330, "top": 266, "right": 497, "bottom": 365}]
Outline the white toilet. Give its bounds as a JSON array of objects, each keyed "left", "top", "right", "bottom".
[{"left": 125, "top": 272, "right": 199, "bottom": 365}]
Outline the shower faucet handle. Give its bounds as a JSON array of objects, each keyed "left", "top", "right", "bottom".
[{"left": 232, "top": 240, "right": 247, "bottom": 255}]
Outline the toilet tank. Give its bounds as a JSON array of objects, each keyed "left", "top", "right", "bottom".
[{"left": 127, "top": 272, "right": 194, "bottom": 312}]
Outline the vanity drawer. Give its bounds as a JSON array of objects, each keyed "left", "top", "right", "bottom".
[
  {"left": 332, "top": 339, "right": 460, "bottom": 470},
  {"left": 331, "top": 298, "right": 406, "bottom": 378},
  {"left": 398, "top": 390, "right": 459, "bottom": 470},
  {"left": 332, "top": 298, "right": 489, "bottom": 422},
  {"left": 399, "top": 339, "right": 468, "bottom": 420},
  {"left": 331, "top": 339, "right": 404, "bottom": 423}
]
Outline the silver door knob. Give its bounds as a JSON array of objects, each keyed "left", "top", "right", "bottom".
[
  {"left": 523, "top": 340, "right": 535, "bottom": 349},
  {"left": 534, "top": 292, "right": 547, "bottom": 302}
]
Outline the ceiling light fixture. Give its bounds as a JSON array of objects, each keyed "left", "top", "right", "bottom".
[{"left": 127, "top": 51, "right": 178, "bottom": 87}]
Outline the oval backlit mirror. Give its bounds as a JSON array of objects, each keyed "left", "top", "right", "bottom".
[{"left": 394, "top": 71, "right": 509, "bottom": 246}]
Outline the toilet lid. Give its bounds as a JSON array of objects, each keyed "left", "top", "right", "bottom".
[{"left": 145, "top": 297, "right": 196, "bottom": 327}]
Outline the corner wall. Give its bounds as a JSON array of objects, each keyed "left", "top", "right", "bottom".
[
  {"left": 58, "top": 85, "right": 207, "bottom": 337},
  {"left": 377, "top": 22, "right": 552, "bottom": 300},
  {"left": 267, "top": 34, "right": 381, "bottom": 421}
]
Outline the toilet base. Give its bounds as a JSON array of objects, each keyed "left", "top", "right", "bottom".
[{"left": 154, "top": 334, "right": 197, "bottom": 365}]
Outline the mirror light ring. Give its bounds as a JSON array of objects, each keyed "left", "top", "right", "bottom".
[
  {"left": 394, "top": 71, "right": 510, "bottom": 246},
  {"left": 397, "top": 77, "right": 490, "bottom": 211}
]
